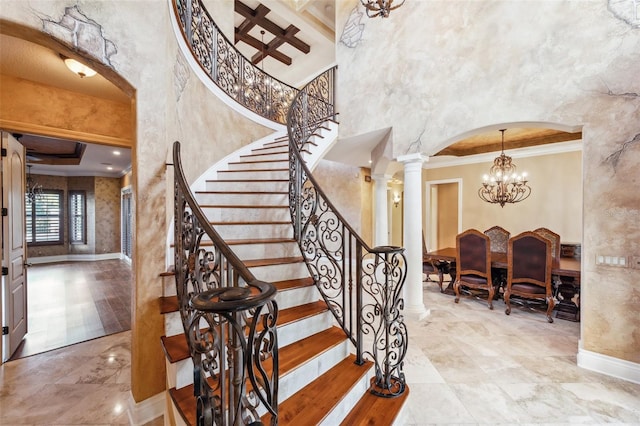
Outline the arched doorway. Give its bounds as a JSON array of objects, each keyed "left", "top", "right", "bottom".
[{"left": 0, "top": 26, "right": 136, "bottom": 362}]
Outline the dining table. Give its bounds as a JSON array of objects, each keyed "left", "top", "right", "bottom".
[{"left": 424, "top": 247, "right": 581, "bottom": 321}]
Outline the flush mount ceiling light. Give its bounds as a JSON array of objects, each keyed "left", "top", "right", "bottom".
[
  {"left": 360, "top": 0, "right": 405, "bottom": 18},
  {"left": 60, "top": 55, "right": 97, "bottom": 78}
]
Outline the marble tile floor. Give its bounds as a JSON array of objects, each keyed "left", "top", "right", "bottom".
[
  {"left": 10, "top": 260, "right": 132, "bottom": 360},
  {"left": 1, "top": 277, "right": 638, "bottom": 425},
  {"left": 402, "top": 282, "right": 640, "bottom": 425}
]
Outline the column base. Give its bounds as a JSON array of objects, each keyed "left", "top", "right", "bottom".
[{"left": 404, "top": 304, "right": 431, "bottom": 321}]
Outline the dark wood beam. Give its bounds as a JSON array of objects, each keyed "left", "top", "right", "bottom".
[
  {"left": 235, "top": 0, "right": 311, "bottom": 55},
  {"left": 234, "top": 29, "right": 292, "bottom": 65}
]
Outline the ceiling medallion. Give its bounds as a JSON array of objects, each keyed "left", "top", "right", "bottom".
[
  {"left": 360, "top": 0, "right": 405, "bottom": 18},
  {"left": 478, "top": 129, "right": 531, "bottom": 208}
]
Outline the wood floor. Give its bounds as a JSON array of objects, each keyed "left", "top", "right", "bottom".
[{"left": 9, "top": 259, "right": 132, "bottom": 360}]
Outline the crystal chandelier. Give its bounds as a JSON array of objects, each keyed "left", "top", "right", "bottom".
[
  {"left": 360, "top": 0, "right": 405, "bottom": 18},
  {"left": 26, "top": 165, "right": 43, "bottom": 203},
  {"left": 478, "top": 129, "right": 531, "bottom": 208}
]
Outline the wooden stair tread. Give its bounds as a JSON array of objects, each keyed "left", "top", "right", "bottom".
[
  {"left": 161, "top": 301, "right": 328, "bottom": 363},
  {"left": 340, "top": 384, "right": 410, "bottom": 426},
  {"left": 168, "top": 328, "right": 348, "bottom": 426},
  {"left": 159, "top": 277, "right": 313, "bottom": 316},
  {"left": 159, "top": 296, "right": 179, "bottom": 314},
  {"left": 264, "top": 354, "right": 373, "bottom": 425},
  {"left": 273, "top": 276, "right": 314, "bottom": 291},
  {"left": 243, "top": 256, "right": 304, "bottom": 268}
]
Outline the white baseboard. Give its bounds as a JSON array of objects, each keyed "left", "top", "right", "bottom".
[
  {"left": 28, "top": 252, "right": 123, "bottom": 264},
  {"left": 127, "top": 391, "right": 165, "bottom": 426},
  {"left": 577, "top": 347, "right": 640, "bottom": 384}
]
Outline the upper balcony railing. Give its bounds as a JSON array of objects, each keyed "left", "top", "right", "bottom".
[{"left": 173, "top": 0, "right": 298, "bottom": 124}]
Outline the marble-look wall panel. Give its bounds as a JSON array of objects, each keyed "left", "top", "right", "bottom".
[
  {"left": 337, "top": 0, "right": 640, "bottom": 364},
  {"left": 95, "top": 177, "right": 121, "bottom": 254}
]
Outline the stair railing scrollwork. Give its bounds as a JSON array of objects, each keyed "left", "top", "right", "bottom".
[
  {"left": 172, "top": 0, "right": 298, "bottom": 124},
  {"left": 173, "top": 141, "right": 279, "bottom": 425},
  {"left": 286, "top": 68, "right": 408, "bottom": 398}
]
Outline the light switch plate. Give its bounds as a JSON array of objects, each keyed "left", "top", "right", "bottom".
[{"left": 631, "top": 256, "right": 640, "bottom": 269}]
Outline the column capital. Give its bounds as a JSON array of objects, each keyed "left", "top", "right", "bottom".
[
  {"left": 371, "top": 173, "right": 392, "bottom": 182},
  {"left": 396, "top": 153, "right": 428, "bottom": 165}
]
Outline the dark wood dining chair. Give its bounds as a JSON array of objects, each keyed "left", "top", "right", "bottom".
[
  {"left": 533, "top": 227, "right": 561, "bottom": 264},
  {"left": 423, "top": 232, "right": 444, "bottom": 292},
  {"left": 484, "top": 225, "right": 510, "bottom": 293},
  {"left": 454, "top": 229, "right": 495, "bottom": 309},
  {"left": 484, "top": 225, "right": 510, "bottom": 253},
  {"left": 505, "top": 231, "right": 555, "bottom": 323}
]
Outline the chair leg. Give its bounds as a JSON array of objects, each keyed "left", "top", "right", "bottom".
[
  {"left": 487, "top": 286, "right": 495, "bottom": 310},
  {"left": 453, "top": 280, "right": 460, "bottom": 303},
  {"left": 546, "top": 296, "right": 555, "bottom": 323}
]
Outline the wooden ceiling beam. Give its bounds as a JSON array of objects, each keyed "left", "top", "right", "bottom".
[
  {"left": 235, "top": 30, "right": 292, "bottom": 65},
  {"left": 436, "top": 131, "right": 583, "bottom": 157},
  {"left": 235, "top": 0, "right": 311, "bottom": 63}
]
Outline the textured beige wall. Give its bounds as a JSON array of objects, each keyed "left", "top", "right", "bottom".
[
  {"left": 95, "top": 177, "right": 121, "bottom": 254},
  {"left": 0, "top": 74, "right": 132, "bottom": 146},
  {"left": 312, "top": 159, "right": 365, "bottom": 235},
  {"left": 337, "top": 0, "right": 640, "bottom": 364},
  {"left": 437, "top": 182, "right": 457, "bottom": 249},
  {"left": 24, "top": 175, "right": 120, "bottom": 257},
  {"left": 425, "top": 151, "right": 583, "bottom": 242}
]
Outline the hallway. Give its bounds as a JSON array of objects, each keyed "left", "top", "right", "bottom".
[{"left": 9, "top": 259, "right": 131, "bottom": 360}]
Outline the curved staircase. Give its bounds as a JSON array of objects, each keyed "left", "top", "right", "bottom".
[{"left": 160, "top": 125, "right": 408, "bottom": 425}]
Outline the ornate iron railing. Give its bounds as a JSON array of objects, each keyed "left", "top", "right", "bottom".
[
  {"left": 172, "top": 0, "right": 298, "bottom": 124},
  {"left": 287, "top": 69, "right": 409, "bottom": 398},
  {"left": 173, "top": 141, "right": 279, "bottom": 425},
  {"left": 170, "top": 0, "right": 408, "bottom": 403}
]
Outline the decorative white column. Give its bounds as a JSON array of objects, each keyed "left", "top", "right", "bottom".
[
  {"left": 396, "top": 153, "right": 429, "bottom": 321},
  {"left": 372, "top": 174, "right": 391, "bottom": 247}
]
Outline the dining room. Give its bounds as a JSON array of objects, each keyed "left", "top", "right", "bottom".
[{"left": 387, "top": 127, "right": 584, "bottom": 324}]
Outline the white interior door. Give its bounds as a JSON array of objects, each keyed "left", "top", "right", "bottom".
[{"left": 1, "top": 132, "right": 27, "bottom": 362}]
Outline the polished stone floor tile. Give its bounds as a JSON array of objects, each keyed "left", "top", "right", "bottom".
[{"left": 9, "top": 260, "right": 131, "bottom": 360}]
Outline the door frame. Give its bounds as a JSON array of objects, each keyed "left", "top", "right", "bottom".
[
  {"left": 1, "top": 131, "right": 27, "bottom": 363},
  {"left": 424, "top": 178, "right": 463, "bottom": 250}
]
